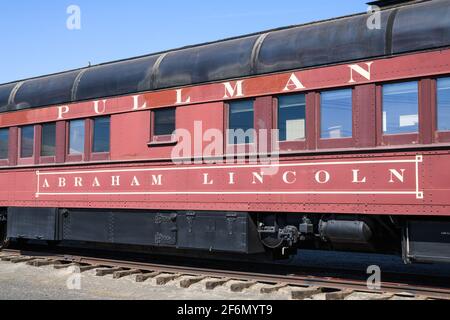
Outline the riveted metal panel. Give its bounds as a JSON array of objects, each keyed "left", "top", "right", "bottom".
[
  {"left": 57, "top": 209, "right": 262, "bottom": 253},
  {"left": 0, "top": 83, "right": 17, "bottom": 113},
  {"left": 13, "top": 71, "right": 82, "bottom": 110},
  {"left": 61, "top": 209, "right": 177, "bottom": 246},
  {"left": 177, "top": 212, "right": 264, "bottom": 254},
  {"left": 75, "top": 55, "right": 159, "bottom": 101},
  {"left": 392, "top": 0, "right": 450, "bottom": 54},
  {"left": 62, "top": 210, "right": 111, "bottom": 243},
  {"left": 405, "top": 219, "right": 450, "bottom": 264},
  {"left": 7, "top": 207, "right": 59, "bottom": 241},
  {"left": 154, "top": 36, "right": 259, "bottom": 89},
  {"left": 256, "top": 12, "right": 390, "bottom": 74}
]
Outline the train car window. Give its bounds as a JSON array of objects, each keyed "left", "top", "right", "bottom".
[
  {"left": 153, "top": 108, "right": 176, "bottom": 136},
  {"left": 93, "top": 116, "right": 111, "bottom": 153},
  {"left": 228, "top": 100, "right": 254, "bottom": 144},
  {"left": 41, "top": 123, "right": 56, "bottom": 157},
  {"left": 437, "top": 77, "right": 450, "bottom": 132},
  {"left": 278, "top": 94, "right": 306, "bottom": 141},
  {"left": 0, "top": 129, "right": 9, "bottom": 160},
  {"left": 69, "top": 120, "right": 85, "bottom": 155},
  {"left": 382, "top": 81, "right": 419, "bottom": 135},
  {"left": 320, "top": 89, "right": 353, "bottom": 139},
  {"left": 20, "top": 126, "right": 34, "bottom": 158}
]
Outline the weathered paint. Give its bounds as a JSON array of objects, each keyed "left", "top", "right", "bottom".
[
  {"left": 0, "top": 49, "right": 449, "bottom": 128},
  {"left": 0, "top": 48, "right": 449, "bottom": 218},
  {"left": 0, "top": 151, "right": 447, "bottom": 216}
]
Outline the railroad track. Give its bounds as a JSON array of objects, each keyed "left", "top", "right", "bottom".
[{"left": 0, "top": 248, "right": 449, "bottom": 300}]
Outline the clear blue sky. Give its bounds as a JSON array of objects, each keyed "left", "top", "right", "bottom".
[{"left": 0, "top": 0, "right": 369, "bottom": 84}]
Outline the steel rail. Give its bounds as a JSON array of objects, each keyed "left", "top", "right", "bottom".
[{"left": 1, "top": 249, "right": 449, "bottom": 300}]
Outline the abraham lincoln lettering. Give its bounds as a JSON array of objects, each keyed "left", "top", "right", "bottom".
[{"left": 39, "top": 167, "right": 407, "bottom": 191}]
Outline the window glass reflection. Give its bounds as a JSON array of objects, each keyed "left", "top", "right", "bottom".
[
  {"left": 41, "top": 123, "right": 56, "bottom": 157},
  {"left": 69, "top": 120, "right": 85, "bottom": 155},
  {"left": 278, "top": 94, "right": 306, "bottom": 142},
  {"left": 383, "top": 82, "right": 419, "bottom": 135},
  {"left": 321, "top": 89, "right": 353, "bottom": 139},
  {"left": 0, "top": 129, "right": 8, "bottom": 160},
  {"left": 93, "top": 117, "right": 110, "bottom": 153},
  {"left": 21, "top": 126, "right": 34, "bottom": 158},
  {"left": 228, "top": 100, "right": 254, "bottom": 144},
  {"left": 154, "top": 108, "right": 176, "bottom": 136},
  {"left": 437, "top": 77, "right": 450, "bottom": 132}
]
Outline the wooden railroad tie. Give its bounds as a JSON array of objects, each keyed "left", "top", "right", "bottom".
[
  {"left": 27, "top": 259, "right": 61, "bottom": 267},
  {"left": 53, "top": 263, "right": 80, "bottom": 270},
  {"left": 324, "top": 289, "right": 354, "bottom": 300},
  {"left": 113, "top": 269, "right": 142, "bottom": 279},
  {"left": 95, "top": 267, "right": 123, "bottom": 277},
  {"left": 78, "top": 265, "right": 100, "bottom": 273},
  {"left": 230, "top": 281, "right": 257, "bottom": 293},
  {"left": 155, "top": 273, "right": 182, "bottom": 286},
  {"left": 260, "top": 283, "right": 288, "bottom": 294},
  {"left": 205, "top": 278, "right": 230, "bottom": 290},
  {"left": 367, "top": 293, "right": 394, "bottom": 301},
  {"left": 135, "top": 271, "right": 162, "bottom": 283},
  {"left": 180, "top": 276, "right": 207, "bottom": 288},
  {"left": 291, "top": 286, "right": 322, "bottom": 300},
  {"left": 10, "top": 256, "right": 36, "bottom": 264},
  {"left": 0, "top": 256, "right": 18, "bottom": 262}
]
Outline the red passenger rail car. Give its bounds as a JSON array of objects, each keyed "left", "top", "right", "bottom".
[{"left": 1, "top": 0, "right": 450, "bottom": 263}]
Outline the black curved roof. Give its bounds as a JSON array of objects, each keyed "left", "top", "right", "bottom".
[{"left": 1, "top": 0, "right": 449, "bottom": 112}]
